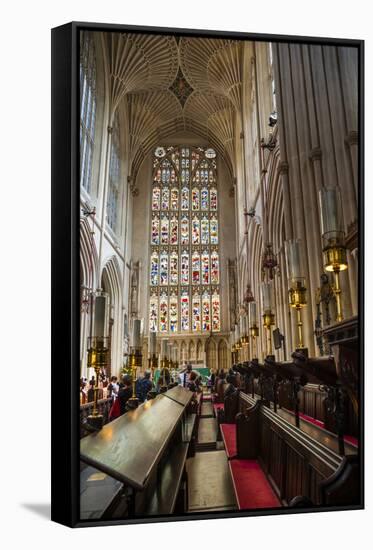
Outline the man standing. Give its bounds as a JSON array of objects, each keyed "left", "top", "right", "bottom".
[
  {"left": 136, "top": 371, "right": 153, "bottom": 402},
  {"left": 179, "top": 363, "right": 193, "bottom": 387}
]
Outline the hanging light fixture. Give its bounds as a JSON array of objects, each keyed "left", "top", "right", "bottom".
[{"left": 262, "top": 243, "right": 278, "bottom": 280}]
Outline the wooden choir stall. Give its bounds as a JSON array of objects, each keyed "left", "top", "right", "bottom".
[{"left": 80, "top": 386, "right": 199, "bottom": 520}]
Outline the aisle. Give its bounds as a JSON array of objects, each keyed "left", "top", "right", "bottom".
[{"left": 186, "top": 392, "right": 236, "bottom": 512}]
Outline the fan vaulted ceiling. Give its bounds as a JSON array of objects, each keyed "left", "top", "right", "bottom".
[{"left": 103, "top": 32, "right": 245, "bottom": 188}]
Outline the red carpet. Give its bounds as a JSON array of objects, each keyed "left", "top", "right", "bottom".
[
  {"left": 229, "top": 459, "right": 281, "bottom": 509},
  {"left": 220, "top": 423, "right": 237, "bottom": 458}
]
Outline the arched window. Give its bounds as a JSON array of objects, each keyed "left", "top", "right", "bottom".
[
  {"left": 80, "top": 31, "right": 97, "bottom": 194},
  {"left": 149, "top": 146, "right": 220, "bottom": 334},
  {"left": 107, "top": 113, "right": 121, "bottom": 232}
]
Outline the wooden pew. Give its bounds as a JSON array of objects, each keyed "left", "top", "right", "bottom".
[
  {"left": 80, "top": 386, "right": 197, "bottom": 519},
  {"left": 218, "top": 399, "right": 281, "bottom": 510},
  {"left": 237, "top": 392, "right": 360, "bottom": 506}
]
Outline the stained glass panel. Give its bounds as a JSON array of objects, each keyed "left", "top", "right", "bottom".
[
  {"left": 161, "top": 187, "right": 170, "bottom": 210},
  {"left": 192, "top": 216, "right": 200, "bottom": 244},
  {"left": 211, "top": 251, "right": 219, "bottom": 284},
  {"left": 210, "top": 216, "right": 218, "bottom": 244},
  {"left": 192, "top": 188, "right": 199, "bottom": 210},
  {"left": 201, "top": 188, "right": 208, "bottom": 210},
  {"left": 170, "top": 187, "right": 179, "bottom": 210},
  {"left": 181, "top": 252, "right": 189, "bottom": 285},
  {"left": 160, "top": 252, "right": 168, "bottom": 285},
  {"left": 181, "top": 216, "right": 189, "bottom": 245},
  {"left": 212, "top": 291, "right": 220, "bottom": 331},
  {"left": 192, "top": 252, "right": 200, "bottom": 285},
  {"left": 152, "top": 187, "right": 160, "bottom": 210},
  {"left": 201, "top": 251, "right": 210, "bottom": 284},
  {"left": 210, "top": 187, "right": 217, "bottom": 210},
  {"left": 149, "top": 295, "right": 158, "bottom": 332},
  {"left": 170, "top": 252, "right": 178, "bottom": 285},
  {"left": 151, "top": 216, "right": 159, "bottom": 245},
  {"left": 160, "top": 214, "right": 169, "bottom": 244},
  {"left": 169, "top": 295, "right": 178, "bottom": 333},
  {"left": 192, "top": 294, "right": 201, "bottom": 332},
  {"left": 202, "top": 292, "right": 210, "bottom": 331},
  {"left": 201, "top": 216, "right": 209, "bottom": 244},
  {"left": 150, "top": 252, "right": 159, "bottom": 286},
  {"left": 159, "top": 294, "right": 168, "bottom": 332},
  {"left": 181, "top": 187, "right": 189, "bottom": 210},
  {"left": 170, "top": 215, "right": 178, "bottom": 245},
  {"left": 181, "top": 291, "right": 189, "bottom": 331}
]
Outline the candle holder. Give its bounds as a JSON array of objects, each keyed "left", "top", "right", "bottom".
[
  {"left": 262, "top": 282, "right": 275, "bottom": 357},
  {"left": 127, "top": 347, "right": 142, "bottom": 408},
  {"left": 249, "top": 301, "right": 259, "bottom": 360},
  {"left": 250, "top": 324, "right": 259, "bottom": 359},
  {"left": 289, "top": 282, "right": 307, "bottom": 350},
  {"left": 160, "top": 357, "right": 169, "bottom": 391},
  {"left": 148, "top": 353, "right": 158, "bottom": 379},
  {"left": 285, "top": 239, "right": 308, "bottom": 351},
  {"left": 263, "top": 312, "right": 275, "bottom": 356},
  {"left": 319, "top": 188, "right": 348, "bottom": 322},
  {"left": 87, "top": 336, "right": 109, "bottom": 430}
]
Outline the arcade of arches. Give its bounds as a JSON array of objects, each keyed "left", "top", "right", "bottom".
[{"left": 80, "top": 32, "right": 358, "bottom": 379}]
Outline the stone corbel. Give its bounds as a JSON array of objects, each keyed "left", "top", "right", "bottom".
[
  {"left": 278, "top": 161, "right": 289, "bottom": 175},
  {"left": 309, "top": 147, "right": 322, "bottom": 162},
  {"left": 345, "top": 130, "right": 358, "bottom": 148}
]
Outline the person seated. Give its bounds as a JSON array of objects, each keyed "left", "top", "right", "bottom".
[
  {"left": 107, "top": 375, "right": 119, "bottom": 399},
  {"left": 224, "top": 373, "right": 237, "bottom": 398},
  {"left": 118, "top": 375, "right": 133, "bottom": 415},
  {"left": 207, "top": 370, "right": 216, "bottom": 391},
  {"left": 136, "top": 370, "right": 153, "bottom": 402},
  {"left": 214, "top": 370, "right": 227, "bottom": 402},
  {"left": 187, "top": 371, "right": 199, "bottom": 393}
]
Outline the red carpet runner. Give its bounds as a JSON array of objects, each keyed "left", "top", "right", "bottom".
[{"left": 229, "top": 459, "right": 281, "bottom": 509}]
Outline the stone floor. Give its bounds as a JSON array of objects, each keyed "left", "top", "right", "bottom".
[
  {"left": 197, "top": 417, "right": 217, "bottom": 444},
  {"left": 200, "top": 401, "right": 214, "bottom": 417},
  {"left": 186, "top": 450, "right": 237, "bottom": 512}
]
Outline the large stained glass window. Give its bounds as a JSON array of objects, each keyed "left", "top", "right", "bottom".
[
  {"left": 80, "top": 31, "right": 96, "bottom": 194},
  {"left": 149, "top": 146, "right": 221, "bottom": 333}
]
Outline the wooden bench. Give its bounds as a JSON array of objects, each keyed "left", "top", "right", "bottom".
[
  {"left": 80, "top": 387, "right": 197, "bottom": 519},
  {"left": 80, "top": 465, "right": 124, "bottom": 520},
  {"left": 219, "top": 401, "right": 281, "bottom": 510}
]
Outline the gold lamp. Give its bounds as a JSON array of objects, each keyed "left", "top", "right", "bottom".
[
  {"left": 160, "top": 338, "right": 169, "bottom": 389},
  {"left": 240, "top": 315, "right": 249, "bottom": 346},
  {"left": 128, "top": 319, "right": 142, "bottom": 408},
  {"left": 235, "top": 323, "right": 242, "bottom": 360},
  {"left": 262, "top": 281, "right": 275, "bottom": 357},
  {"left": 230, "top": 330, "right": 236, "bottom": 365},
  {"left": 148, "top": 331, "right": 158, "bottom": 379},
  {"left": 285, "top": 239, "right": 307, "bottom": 350},
  {"left": 249, "top": 301, "right": 259, "bottom": 360},
  {"left": 87, "top": 291, "right": 109, "bottom": 430},
  {"left": 319, "top": 188, "right": 348, "bottom": 322}
]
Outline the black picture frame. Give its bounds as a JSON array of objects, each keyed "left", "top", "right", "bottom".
[{"left": 51, "top": 21, "right": 364, "bottom": 528}]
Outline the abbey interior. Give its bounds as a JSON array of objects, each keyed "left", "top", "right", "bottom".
[{"left": 79, "top": 30, "right": 361, "bottom": 521}]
